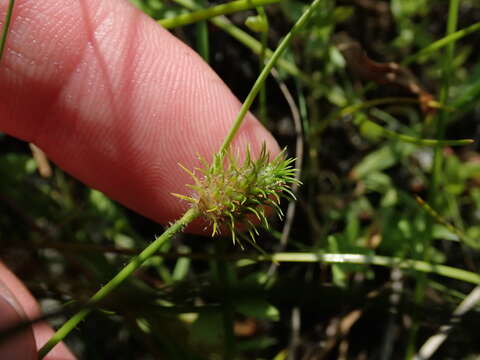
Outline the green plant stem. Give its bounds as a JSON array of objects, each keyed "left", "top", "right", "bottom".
[
  {"left": 195, "top": 0, "right": 209, "bottom": 62},
  {"left": 260, "top": 253, "right": 480, "bottom": 285},
  {"left": 159, "top": 0, "right": 280, "bottom": 29},
  {"left": 0, "top": 0, "right": 15, "bottom": 61},
  {"left": 337, "top": 97, "right": 471, "bottom": 146},
  {"left": 196, "top": 23, "right": 209, "bottom": 61},
  {"left": 171, "top": 0, "right": 305, "bottom": 81},
  {"left": 214, "top": 15, "right": 307, "bottom": 81},
  {"left": 219, "top": 0, "right": 323, "bottom": 154},
  {"left": 34, "top": 241, "right": 480, "bottom": 286},
  {"left": 256, "top": 6, "right": 269, "bottom": 125},
  {"left": 38, "top": 208, "right": 200, "bottom": 359},
  {"left": 356, "top": 117, "right": 472, "bottom": 147},
  {"left": 406, "top": 1, "right": 460, "bottom": 358}
]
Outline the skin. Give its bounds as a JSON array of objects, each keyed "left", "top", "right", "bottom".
[{"left": 0, "top": 0, "right": 279, "bottom": 358}]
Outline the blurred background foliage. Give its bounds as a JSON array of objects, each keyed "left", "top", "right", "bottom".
[{"left": 2, "top": 0, "right": 480, "bottom": 359}]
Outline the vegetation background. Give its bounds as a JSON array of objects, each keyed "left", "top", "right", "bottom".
[{"left": 1, "top": 0, "right": 480, "bottom": 359}]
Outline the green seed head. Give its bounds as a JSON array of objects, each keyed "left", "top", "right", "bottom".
[{"left": 173, "top": 144, "right": 300, "bottom": 247}]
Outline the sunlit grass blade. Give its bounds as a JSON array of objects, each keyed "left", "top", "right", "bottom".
[{"left": 256, "top": 253, "right": 480, "bottom": 285}]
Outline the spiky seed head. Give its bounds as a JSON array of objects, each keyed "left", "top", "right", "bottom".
[{"left": 172, "top": 143, "right": 300, "bottom": 247}]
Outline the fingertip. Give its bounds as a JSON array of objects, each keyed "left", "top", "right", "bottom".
[
  {"left": 0, "top": 263, "right": 76, "bottom": 359},
  {"left": 34, "top": 323, "right": 76, "bottom": 360},
  {"left": 0, "top": 283, "right": 37, "bottom": 360},
  {"left": 0, "top": 0, "right": 281, "bottom": 228}
]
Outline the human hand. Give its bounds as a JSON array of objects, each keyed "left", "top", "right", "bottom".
[
  {"left": 0, "top": 262, "right": 74, "bottom": 359},
  {"left": 0, "top": 0, "right": 279, "bottom": 357}
]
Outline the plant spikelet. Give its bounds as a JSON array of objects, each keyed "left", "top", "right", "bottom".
[{"left": 172, "top": 144, "right": 300, "bottom": 247}]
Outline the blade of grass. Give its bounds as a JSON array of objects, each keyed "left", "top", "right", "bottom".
[
  {"left": 407, "top": 1, "right": 461, "bottom": 358},
  {"left": 171, "top": 0, "right": 306, "bottom": 81},
  {"left": 32, "top": 243, "right": 480, "bottom": 286},
  {"left": 259, "top": 253, "right": 480, "bottom": 285},
  {"left": 0, "top": 0, "right": 15, "bottom": 61},
  {"left": 195, "top": 0, "right": 210, "bottom": 62},
  {"left": 356, "top": 117, "right": 472, "bottom": 147},
  {"left": 338, "top": 98, "right": 472, "bottom": 146},
  {"left": 159, "top": 0, "right": 280, "bottom": 29},
  {"left": 254, "top": 6, "right": 269, "bottom": 124}
]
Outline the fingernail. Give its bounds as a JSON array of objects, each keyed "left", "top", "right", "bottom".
[
  {"left": 0, "top": 280, "right": 25, "bottom": 318},
  {"left": 0, "top": 281, "right": 37, "bottom": 359}
]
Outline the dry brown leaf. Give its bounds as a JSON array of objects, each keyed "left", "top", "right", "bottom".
[{"left": 334, "top": 33, "right": 436, "bottom": 114}]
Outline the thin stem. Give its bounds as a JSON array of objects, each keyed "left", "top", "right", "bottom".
[
  {"left": 357, "top": 117, "right": 472, "bottom": 147},
  {"left": 219, "top": 16, "right": 306, "bottom": 81},
  {"left": 0, "top": 0, "right": 15, "bottom": 61},
  {"left": 195, "top": 0, "right": 210, "bottom": 62},
  {"left": 321, "top": 97, "right": 470, "bottom": 146},
  {"left": 339, "top": 97, "right": 444, "bottom": 117},
  {"left": 256, "top": 6, "right": 269, "bottom": 124},
  {"left": 406, "top": 1, "right": 460, "bottom": 358},
  {"left": 159, "top": 0, "right": 280, "bottom": 29},
  {"left": 219, "top": 0, "right": 324, "bottom": 154},
  {"left": 33, "top": 242, "right": 480, "bottom": 285},
  {"left": 38, "top": 208, "right": 200, "bottom": 359},
  {"left": 263, "top": 253, "right": 480, "bottom": 285}
]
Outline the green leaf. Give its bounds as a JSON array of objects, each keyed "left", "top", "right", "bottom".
[
  {"left": 351, "top": 143, "right": 415, "bottom": 180},
  {"left": 245, "top": 15, "right": 268, "bottom": 33},
  {"left": 190, "top": 310, "right": 224, "bottom": 347},
  {"left": 235, "top": 299, "right": 280, "bottom": 321}
]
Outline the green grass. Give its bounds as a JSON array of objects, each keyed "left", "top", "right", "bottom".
[{"left": 0, "top": 0, "right": 15, "bottom": 61}]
